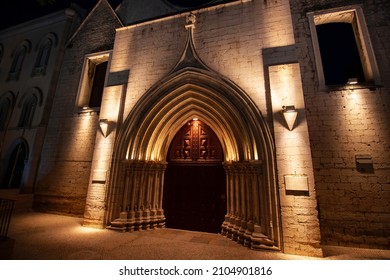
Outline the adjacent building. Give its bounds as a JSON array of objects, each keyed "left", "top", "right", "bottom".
[{"left": 0, "top": 6, "right": 83, "bottom": 193}]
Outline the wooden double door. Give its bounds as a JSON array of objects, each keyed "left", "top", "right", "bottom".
[{"left": 163, "top": 120, "right": 226, "bottom": 233}]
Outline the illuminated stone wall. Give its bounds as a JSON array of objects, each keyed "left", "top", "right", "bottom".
[
  {"left": 112, "top": 0, "right": 296, "bottom": 120},
  {"left": 290, "top": 0, "right": 390, "bottom": 249},
  {"left": 34, "top": 1, "right": 122, "bottom": 215},
  {"left": 31, "top": 0, "right": 389, "bottom": 255},
  {"left": 101, "top": 0, "right": 322, "bottom": 256},
  {"left": 269, "top": 63, "right": 322, "bottom": 256}
]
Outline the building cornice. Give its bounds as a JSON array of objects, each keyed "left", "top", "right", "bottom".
[{"left": 0, "top": 9, "right": 76, "bottom": 39}]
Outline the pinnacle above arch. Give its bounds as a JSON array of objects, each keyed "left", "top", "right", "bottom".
[{"left": 170, "top": 13, "right": 210, "bottom": 73}]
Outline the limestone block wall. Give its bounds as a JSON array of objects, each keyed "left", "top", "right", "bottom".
[
  {"left": 112, "top": 0, "right": 295, "bottom": 120},
  {"left": 34, "top": 1, "right": 122, "bottom": 215},
  {"left": 269, "top": 63, "right": 322, "bottom": 256},
  {"left": 96, "top": 0, "right": 323, "bottom": 256},
  {"left": 21, "top": 0, "right": 389, "bottom": 254},
  {"left": 290, "top": 0, "right": 390, "bottom": 249}
]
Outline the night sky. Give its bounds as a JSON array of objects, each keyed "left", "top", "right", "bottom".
[
  {"left": 0, "top": 1, "right": 228, "bottom": 30},
  {"left": 166, "top": 0, "right": 214, "bottom": 7},
  {"left": 0, "top": 0, "right": 122, "bottom": 30},
  {"left": 0, "top": 0, "right": 225, "bottom": 30}
]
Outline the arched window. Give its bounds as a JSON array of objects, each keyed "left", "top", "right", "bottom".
[
  {"left": 33, "top": 37, "right": 54, "bottom": 76},
  {"left": 8, "top": 41, "right": 30, "bottom": 81},
  {"left": 18, "top": 95, "right": 38, "bottom": 128}
]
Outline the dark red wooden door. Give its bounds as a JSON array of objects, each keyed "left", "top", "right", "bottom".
[{"left": 163, "top": 120, "right": 226, "bottom": 233}]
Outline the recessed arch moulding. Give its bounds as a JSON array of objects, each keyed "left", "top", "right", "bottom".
[{"left": 106, "top": 68, "right": 281, "bottom": 250}]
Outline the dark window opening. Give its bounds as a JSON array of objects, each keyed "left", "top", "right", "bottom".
[
  {"left": 18, "top": 95, "right": 37, "bottom": 128},
  {"left": 0, "top": 99, "right": 11, "bottom": 130},
  {"left": 2, "top": 142, "right": 28, "bottom": 189},
  {"left": 88, "top": 61, "right": 107, "bottom": 108},
  {"left": 33, "top": 40, "right": 52, "bottom": 76},
  {"left": 8, "top": 46, "right": 27, "bottom": 81},
  {"left": 316, "top": 23, "right": 365, "bottom": 86}
]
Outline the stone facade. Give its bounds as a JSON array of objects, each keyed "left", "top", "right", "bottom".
[
  {"left": 80, "top": 0, "right": 322, "bottom": 256},
  {"left": 34, "top": 0, "right": 123, "bottom": 216},
  {"left": 290, "top": 0, "right": 390, "bottom": 249},
  {"left": 0, "top": 8, "right": 82, "bottom": 193},
  {"left": 1, "top": 0, "right": 389, "bottom": 256}
]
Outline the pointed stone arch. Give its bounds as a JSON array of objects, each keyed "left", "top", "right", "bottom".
[
  {"left": 123, "top": 70, "right": 255, "bottom": 163},
  {"left": 107, "top": 67, "right": 281, "bottom": 250}
]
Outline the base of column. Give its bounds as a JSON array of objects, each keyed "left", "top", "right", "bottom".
[
  {"left": 107, "top": 210, "right": 166, "bottom": 232},
  {"left": 221, "top": 215, "right": 279, "bottom": 251}
]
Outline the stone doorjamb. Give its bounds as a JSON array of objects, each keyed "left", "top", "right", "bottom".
[
  {"left": 223, "top": 161, "right": 278, "bottom": 250},
  {"left": 107, "top": 160, "right": 167, "bottom": 231}
]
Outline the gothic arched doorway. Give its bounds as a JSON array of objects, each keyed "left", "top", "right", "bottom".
[
  {"left": 103, "top": 70, "right": 281, "bottom": 250},
  {"left": 163, "top": 119, "right": 226, "bottom": 233}
]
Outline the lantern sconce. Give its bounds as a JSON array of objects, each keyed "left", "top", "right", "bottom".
[
  {"left": 282, "top": 105, "right": 298, "bottom": 131},
  {"left": 99, "top": 119, "right": 110, "bottom": 137}
]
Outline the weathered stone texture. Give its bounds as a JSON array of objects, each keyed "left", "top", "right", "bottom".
[
  {"left": 116, "top": 0, "right": 295, "bottom": 119},
  {"left": 291, "top": 0, "right": 390, "bottom": 249},
  {"left": 30, "top": 0, "right": 389, "bottom": 254},
  {"left": 34, "top": 1, "right": 123, "bottom": 215}
]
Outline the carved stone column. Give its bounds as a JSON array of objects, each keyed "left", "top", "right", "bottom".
[
  {"left": 108, "top": 160, "right": 167, "bottom": 231},
  {"left": 222, "top": 161, "right": 278, "bottom": 250}
]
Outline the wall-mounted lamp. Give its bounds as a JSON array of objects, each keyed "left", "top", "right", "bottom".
[
  {"left": 99, "top": 119, "right": 109, "bottom": 137},
  {"left": 282, "top": 105, "right": 298, "bottom": 131}
]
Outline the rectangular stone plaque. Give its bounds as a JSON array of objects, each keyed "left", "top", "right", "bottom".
[
  {"left": 92, "top": 169, "right": 107, "bottom": 184},
  {"left": 107, "top": 70, "right": 129, "bottom": 86},
  {"left": 284, "top": 174, "right": 309, "bottom": 191}
]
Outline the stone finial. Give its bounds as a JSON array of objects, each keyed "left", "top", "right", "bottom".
[{"left": 185, "top": 13, "right": 196, "bottom": 29}]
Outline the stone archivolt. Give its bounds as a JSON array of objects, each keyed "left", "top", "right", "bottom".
[{"left": 106, "top": 14, "right": 280, "bottom": 251}]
